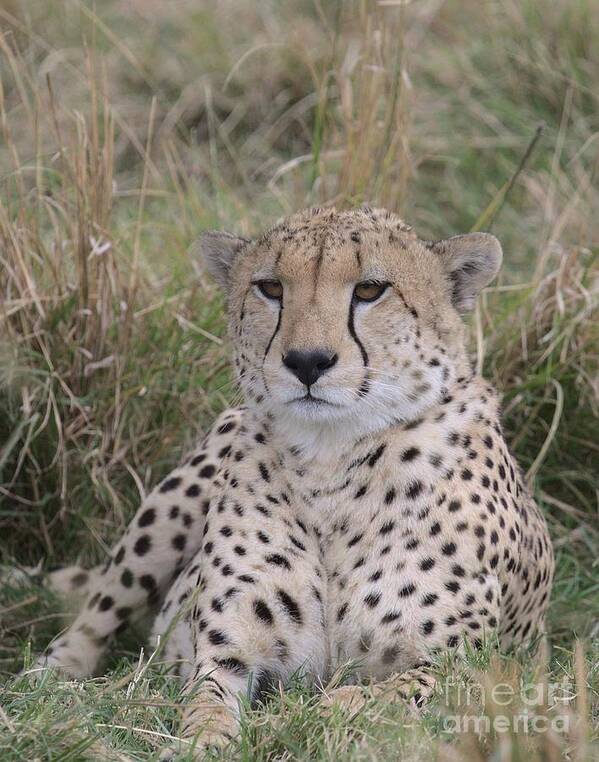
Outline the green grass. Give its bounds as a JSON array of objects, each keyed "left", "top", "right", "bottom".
[{"left": 0, "top": 0, "right": 598, "bottom": 759}]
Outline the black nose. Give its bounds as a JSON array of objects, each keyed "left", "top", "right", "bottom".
[{"left": 282, "top": 349, "right": 338, "bottom": 387}]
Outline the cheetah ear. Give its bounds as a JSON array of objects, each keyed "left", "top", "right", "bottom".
[
  {"left": 429, "top": 233, "right": 503, "bottom": 312},
  {"left": 192, "top": 231, "right": 250, "bottom": 289}
]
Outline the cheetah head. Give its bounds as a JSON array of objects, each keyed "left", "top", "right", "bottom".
[{"left": 196, "top": 207, "right": 501, "bottom": 449}]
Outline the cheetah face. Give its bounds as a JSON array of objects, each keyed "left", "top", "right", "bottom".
[{"left": 197, "top": 207, "right": 501, "bottom": 443}]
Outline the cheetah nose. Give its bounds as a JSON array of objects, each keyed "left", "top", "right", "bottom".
[{"left": 282, "top": 349, "right": 338, "bottom": 387}]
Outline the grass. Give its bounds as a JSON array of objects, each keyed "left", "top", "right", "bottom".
[{"left": 0, "top": 0, "right": 598, "bottom": 759}]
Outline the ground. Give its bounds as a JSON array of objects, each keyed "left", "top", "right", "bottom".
[{"left": 0, "top": 1, "right": 597, "bottom": 760}]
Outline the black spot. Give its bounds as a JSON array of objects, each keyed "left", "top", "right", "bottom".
[
  {"left": 215, "top": 656, "right": 247, "bottom": 673},
  {"left": 348, "top": 533, "right": 364, "bottom": 547},
  {"left": 296, "top": 519, "right": 308, "bottom": 534},
  {"left": 160, "top": 477, "right": 181, "bottom": 493},
  {"left": 172, "top": 534, "right": 186, "bottom": 551},
  {"left": 401, "top": 447, "right": 420, "bottom": 462},
  {"left": 138, "top": 508, "right": 156, "bottom": 527},
  {"left": 364, "top": 591, "right": 381, "bottom": 608},
  {"left": 421, "top": 593, "right": 438, "bottom": 606},
  {"left": 337, "top": 603, "right": 349, "bottom": 622},
  {"left": 253, "top": 599, "right": 274, "bottom": 624},
  {"left": 99, "top": 595, "right": 114, "bottom": 611},
  {"left": 139, "top": 574, "right": 157, "bottom": 592},
  {"left": 258, "top": 463, "right": 271, "bottom": 482},
  {"left": 381, "top": 611, "right": 401, "bottom": 624},
  {"left": 289, "top": 535, "right": 307, "bottom": 552},
  {"left": 121, "top": 569, "right": 133, "bottom": 588},
  {"left": 420, "top": 558, "right": 436, "bottom": 571},
  {"left": 169, "top": 506, "right": 180, "bottom": 519},
  {"left": 422, "top": 620, "right": 435, "bottom": 635},
  {"left": 134, "top": 535, "right": 151, "bottom": 556},
  {"left": 385, "top": 488, "right": 396, "bottom": 504},
  {"left": 368, "top": 444, "right": 387, "bottom": 467},
  {"left": 399, "top": 583, "right": 416, "bottom": 597},
  {"left": 442, "top": 542, "right": 457, "bottom": 556},
  {"left": 208, "top": 630, "right": 229, "bottom": 646},
  {"left": 185, "top": 484, "right": 202, "bottom": 498},
  {"left": 71, "top": 572, "right": 89, "bottom": 587},
  {"left": 199, "top": 464, "right": 216, "bottom": 479},
  {"left": 379, "top": 521, "right": 395, "bottom": 535},
  {"left": 114, "top": 547, "right": 125, "bottom": 565},
  {"left": 405, "top": 480, "right": 423, "bottom": 499},
  {"left": 217, "top": 421, "right": 235, "bottom": 435},
  {"left": 265, "top": 554, "right": 291, "bottom": 570},
  {"left": 277, "top": 590, "right": 302, "bottom": 623}
]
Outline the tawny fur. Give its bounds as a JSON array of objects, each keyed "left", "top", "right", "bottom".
[{"left": 35, "top": 207, "right": 554, "bottom": 753}]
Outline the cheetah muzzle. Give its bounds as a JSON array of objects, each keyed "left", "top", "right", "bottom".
[{"left": 33, "top": 206, "right": 554, "bottom": 753}]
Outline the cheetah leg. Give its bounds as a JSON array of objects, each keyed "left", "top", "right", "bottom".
[
  {"left": 2, "top": 563, "right": 99, "bottom": 605},
  {"left": 370, "top": 666, "right": 437, "bottom": 706},
  {"left": 321, "top": 665, "right": 437, "bottom": 713},
  {"left": 45, "top": 565, "right": 101, "bottom": 603},
  {"left": 157, "top": 582, "right": 326, "bottom": 756},
  {"left": 162, "top": 669, "right": 247, "bottom": 758},
  {"left": 31, "top": 409, "right": 243, "bottom": 679},
  {"left": 156, "top": 490, "right": 327, "bottom": 753}
]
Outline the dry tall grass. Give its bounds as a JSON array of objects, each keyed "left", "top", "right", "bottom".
[{"left": 0, "top": 0, "right": 597, "bottom": 759}]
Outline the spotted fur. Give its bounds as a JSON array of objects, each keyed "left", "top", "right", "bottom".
[{"left": 36, "top": 207, "right": 554, "bottom": 753}]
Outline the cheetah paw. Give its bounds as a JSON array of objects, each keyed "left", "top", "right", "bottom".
[
  {"left": 319, "top": 684, "right": 369, "bottom": 714},
  {"left": 371, "top": 669, "right": 437, "bottom": 708},
  {"left": 159, "top": 729, "right": 232, "bottom": 761}
]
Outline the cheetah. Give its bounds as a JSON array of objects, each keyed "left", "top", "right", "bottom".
[{"left": 33, "top": 206, "right": 554, "bottom": 752}]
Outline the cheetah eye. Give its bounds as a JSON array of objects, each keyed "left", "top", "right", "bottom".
[
  {"left": 353, "top": 281, "right": 390, "bottom": 303},
  {"left": 254, "top": 280, "right": 283, "bottom": 301}
]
